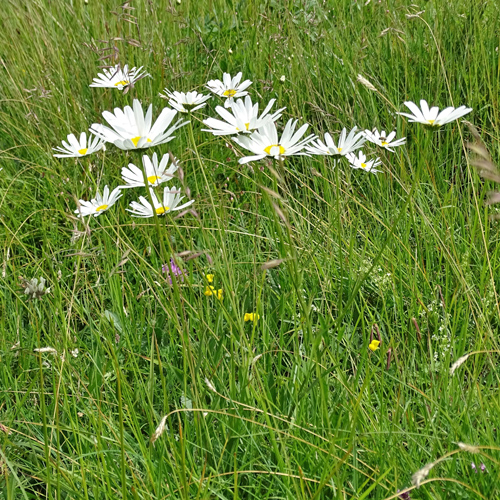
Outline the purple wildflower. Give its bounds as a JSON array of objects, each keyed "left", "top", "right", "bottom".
[
  {"left": 480, "top": 463, "right": 487, "bottom": 473},
  {"left": 162, "top": 258, "right": 186, "bottom": 285},
  {"left": 398, "top": 489, "right": 411, "bottom": 499},
  {"left": 471, "top": 462, "right": 477, "bottom": 473}
]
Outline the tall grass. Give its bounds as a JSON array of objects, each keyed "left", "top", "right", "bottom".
[{"left": 1, "top": 0, "right": 499, "bottom": 498}]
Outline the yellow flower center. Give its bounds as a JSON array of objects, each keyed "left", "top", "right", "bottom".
[
  {"left": 223, "top": 89, "right": 237, "bottom": 97},
  {"left": 245, "top": 123, "right": 250, "bottom": 131},
  {"left": 381, "top": 141, "right": 388, "bottom": 146},
  {"left": 114, "top": 80, "right": 129, "bottom": 87},
  {"left": 337, "top": 147, "right": 342, "bottom": 152},
  {"left": 264, "top": 144, "right": 286, "bottom": 155},
  {"left": 78, "top": 148, "right": 88, "bottom": 155},
  {"left": 156, "top": 206, "right": 169, "bottom": 215},
  {"left": 361, "top": 163, "right": 367, "bottom": 169},
  {"left": 96, "top": 204, "right": 108, "bottom": 212},
  {"left": 147, "top": 175, "right": 161, "bottom": 184},
  {"left": 428, "top": 119, "right": 435, "bottom": 125},
  {"left": 131, "top": 137, "right": 152, "bottom": 147}
]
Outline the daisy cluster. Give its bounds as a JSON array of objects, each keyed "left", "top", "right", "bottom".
[{"left": 53, "top": 65, "right": 472, "bottom": 220}]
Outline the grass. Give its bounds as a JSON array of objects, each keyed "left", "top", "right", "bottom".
[{"left": 1, "top": 0, "right": 500, "bottom": 498}]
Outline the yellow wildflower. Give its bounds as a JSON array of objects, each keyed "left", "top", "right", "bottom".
[
  {"left": 204, "top": 285, "right": 215, "bottom": 296},
  {"left": 368, "top": 339, "right": 380, "bottom": 351},
  {"left": 206, "top": 274, "right": 214, "bottom": 283},
  {"left": 216, "top": 289, "right": 223, "bottom": 300},
  {"left": 244, "top": 313, "right": 260, "bottom": 322}
]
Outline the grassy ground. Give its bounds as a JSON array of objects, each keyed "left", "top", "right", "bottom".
[{"left": 1, "top": 0, "right": 500, "bottom": 498}]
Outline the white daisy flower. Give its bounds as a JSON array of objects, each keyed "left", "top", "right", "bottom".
[
  {"left": 53, "top": 132, "right": 106, "bottom": 158},
  {"left": 306, "top": 127, "right": 366, "bottom": 156},
  {"left": 74, "top": 186, "right": 122, "bottom": 217},
  {"left": 233, "top": 119, "right": 316, "bottom": 164},
  {"left": 89, "top": 64, "right": 149, "bottom": 90},
  {"left": 398, "top": 99, "right": 472, "bottom": 127},
  {"left": 363, "top": 129, "right": 406, "bottom": 151},
  {"left": 202, "top": 96, "right": 285, "bottom": 136},
  {"left": 120, "top": 152, "right": 179, "bottom": 189},
  {"left": 160, "top": 89, "right": 211, "bottom": 113},
  {"left": 126, "top": 186, "right": 194, "bottom": 218},
  {"left": 89, "top": 99, "right": 189, "bottom": 150},
  {"left": 346, "top": 151, "right": 381, "bottom": 174},
  {"left": 205, "top": 72, "right": 252, "bottom": 108}
]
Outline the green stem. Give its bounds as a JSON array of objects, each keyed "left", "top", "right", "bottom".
[{"left": 140, "top": 162, "right": 169, "bottom": 267}]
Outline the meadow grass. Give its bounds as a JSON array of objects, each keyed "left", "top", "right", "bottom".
[{"left": 1, "top": 0, "right": 500, "bottom": 498}]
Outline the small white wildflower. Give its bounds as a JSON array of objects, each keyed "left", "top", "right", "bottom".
[{"left": 280, "top": 75, "right": 286, "bottom": 82}]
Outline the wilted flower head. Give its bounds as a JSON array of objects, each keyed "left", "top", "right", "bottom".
[{"left": 21, "top": 277, "right": 51, "bottom": 300}]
